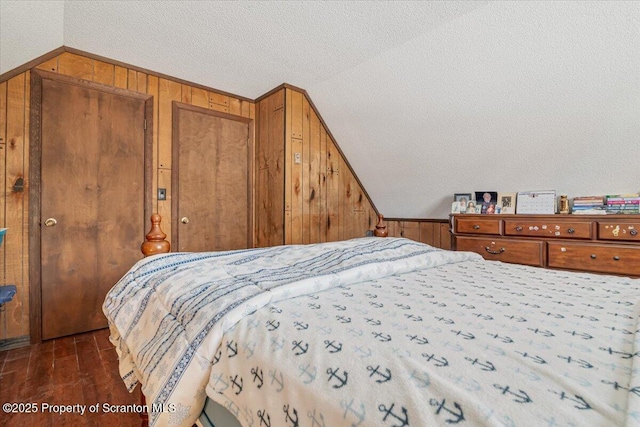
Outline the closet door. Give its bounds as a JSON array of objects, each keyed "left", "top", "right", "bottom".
[
  {"left": 30, "top": 70, "right": 152, "bottom": 341},
  {"left": 172, "top": 103, "right": 253, "bottom": 252}
]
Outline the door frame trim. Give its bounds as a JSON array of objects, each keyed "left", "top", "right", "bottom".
[
  {"left": 171, "top": 102, "right": 255, "bottom": 251},
  {"left": 29, "top": 69, "right": 154, "bottom": 343}
]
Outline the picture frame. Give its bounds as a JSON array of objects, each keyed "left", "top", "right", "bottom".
[
  {"left": 475, "top": 191, "right": 498, "bottom": 214},
  {"left": 497, "top": 192, "right": 517, "bottom": 214},
  {"left": 454, "top": 193, "right": 472, "bottom": 213},
  {"left": 451, "top": 201, "right": 461, "bottom": 214}
]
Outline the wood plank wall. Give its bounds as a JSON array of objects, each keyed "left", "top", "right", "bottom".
[
  {"left": 384, "top": 219, "right": 453, "bottom": 250},
  {"left": 0, "top": 48, "right": 444, "bottom": 343},
  {"left": 256, "top": 88, "right": 377, "bottom": 246},
  {"left": 0, "top": 51, "right": 255, "bottom": 342}
]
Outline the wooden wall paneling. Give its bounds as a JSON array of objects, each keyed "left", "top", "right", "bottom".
[
  {"left": 326, "top": 138, "right": 341, "bottom": 242},
  {"left": 256, "top": 165, "right": 269, "bottom": 247},
  {"left": 0, "top": 80, "right": 6, "bottom": 147},
  {"left": 229, "top": 98, "right": 241, "bottom": 116},
  {"left": 210, "top": 92, "right": 229, "bottom": 107},
  {"left": 255, "top": 89, "right": 285, "bottom": 247},
  {"left": 308, "top": 108, "right": 321, "bottom": 243},
  {"left": 5, "top": 74, "right": 26, "bottom": 339},
  {"left": 181, "top": 84, "right": 191, "bottom": 104},
  {"left": 368, "top": 203, "right": 377, "bottom": 235},
  {"left": 156, "top": 79, "right": 181, "bottom": 241},
  {"left": 35, "top": 57, "right": 58, "bottom": 73},
  {"left": 241, "top": 100, "right": 251, "bottom": 118},
  {"left": 386, "top": 221, "right": 400, "bottom": 238},
  {"left": 439, "top": 223, "right": 452, "bottom": 250},
  {"left": 402, "top": 221, "right": 421, "bottom": 241},
  {"left": 268, "top": 91, "right": 285, "bottom": 246},
  {"left": 127, "top": 70, "right": 137, "bottom": 91},
  {"left": 57, "top": 52, "right": 93, "bottom": 80},
  {"left": 157, "top": 169, "right": 172, "bottom": 242},
  {"left": 255, "top": 98, "right": 269, "bottom": 247},
  {"left": 191, "top": 87, "right": 209, "bottom": 109},
  {"left": 93, "top": 61, "right": 115, "bottom": 86},
  {"left": 158, "top": 79, "right": 181, "bottom": 169},
  {"left": 289, "top": 89, "right": 304, "bottom": 244},
  {"left": 0, "top": 81, "right": 6, "bottom": 338},
  {"left": 319, "top": 127, "right": 328, "bottom": 242},
  {"left": 284, "top": 89, "right": 292, "bottom": 244},
  {"left": 210, "top": 92, "right": 230, "bottom": 113},
  {"left": 341, "top": 159, "right": 357, "bottom": 240},
  {"left": 114, "top": 66, "right": 128, "bottom": 89},
  {"left": 0, "top": 49, "right": 259, "bottom": 342},
  {"left": 343, "top": 159, "right": 371, "bottom": 240},
  {"left": 419, "top": 222, "right": 436, "bottom": 246},
  {"left": 146, "top": 75, "right": 160, "bottom": 211},
  {"left": 22, "top": 73, "right": 30, "bottom": 336},
  {"left": 136, "top": 72, "right": 147, "bottom": 94},
  {"left": 301, "top": 97, "right": 311, "bottom": 244}
]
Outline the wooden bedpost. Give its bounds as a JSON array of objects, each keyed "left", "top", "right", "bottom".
[
  {"left": 138, "top": 214, "right": 170, "bottom": 427},
  {"left": 374, "top": 214, "right": 388, "bottom": 237},
  {"left": 141, "top": 213, "right": 170, "bottom": 256}
]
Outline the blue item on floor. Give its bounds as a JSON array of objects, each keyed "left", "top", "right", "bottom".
[{"left": 0, "top": 285, "right": 16, "bottom": 305}]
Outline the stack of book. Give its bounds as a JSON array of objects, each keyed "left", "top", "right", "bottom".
[
  {"left": 605, "top": 194, "right": 640, "bottom": 214},
  {"left": 572, "top": 195, "right": 606, "bottom": 215}
]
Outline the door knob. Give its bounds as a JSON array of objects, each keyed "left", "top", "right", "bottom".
[
  {"left": 181, "top": 217, "right": 190, "bottom": 224},
  {"left": 44, "top": 218, "right": 57, "bottom": 227}
]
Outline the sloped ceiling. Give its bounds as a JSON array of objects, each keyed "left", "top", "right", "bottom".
[{"left": 1, "top": 1, "right": 639, "bottom": 218}]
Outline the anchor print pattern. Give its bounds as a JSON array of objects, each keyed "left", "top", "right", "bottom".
[{"left": 155, "top": 237, "right": 640, "bottom": 427}]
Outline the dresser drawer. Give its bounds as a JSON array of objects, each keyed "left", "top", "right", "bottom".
[
  {"left": 597, "top": 222, "right": 640, "bottom": 242},
  {"left": 456, "top": 236, "right": 544, "bottom": 267},
  {"left": 455, "top": 217, "right": 501, "bottom": 235},
  {"left": 547, "top": 242, "right": 640, "bottom": 276},
  {"left": 504, "top": 219, "right": 592, "bottom": 239}
]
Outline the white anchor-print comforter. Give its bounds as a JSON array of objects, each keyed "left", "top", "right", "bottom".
[{"left": 105, "top": 237, "right": 640, "bottom": 427}]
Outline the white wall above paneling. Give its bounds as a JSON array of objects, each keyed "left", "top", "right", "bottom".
[{"left": 1, "top": 1, "right": 639, "bottom": 219}]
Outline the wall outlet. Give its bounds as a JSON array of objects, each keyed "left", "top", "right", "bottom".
[{"left": 158, "top": 188, "right": 167, "bottom": 201}]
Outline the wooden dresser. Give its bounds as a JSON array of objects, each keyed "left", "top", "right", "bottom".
[{"left": 451, "top": 214, "right": 640, "bottom": 276}]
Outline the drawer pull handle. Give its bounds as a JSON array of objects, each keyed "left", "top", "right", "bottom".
[
  {"left": 485, "top": 246, "right": 505, "bottom": 255},
  {"left": 567, "top": 227, "right": 575, "bottom": 234},
  {"left": 473, "top": 225, "right": 481, "bottom": 230},
  {"left": 515, "top": 226, "right": 523, "bottom": 231},
  {"left": 613, "top": 256, "right": 620, "bottom": 261},
  {"left": 590, "top": 254, "right": 597, "bottom": 259},
  {"left": 631, "top": 230, "right": 638, "bottom": 236}
]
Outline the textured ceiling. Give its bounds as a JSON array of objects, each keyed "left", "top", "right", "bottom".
[
  {"left": 1, "top": 1, "right": 639, "bottom": 219},
  {"left": 61, "top": 1, "right": 484, "bottom": 97}
]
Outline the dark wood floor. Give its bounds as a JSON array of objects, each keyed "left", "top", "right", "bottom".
[{"left": 0, "top": 328, "right": 141, "bottom": 426}]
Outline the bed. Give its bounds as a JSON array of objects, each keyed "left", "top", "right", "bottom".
[{"left": 103, "top": 214, "right": 640, "bottom": 427}]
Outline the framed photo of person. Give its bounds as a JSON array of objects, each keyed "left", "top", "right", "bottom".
[
  {"left": 454, "top": 193, "right": 472, "bottom": 213},
  {"left": 475, "top": 191, "right": 498, "bottom": 214},
  {"left": 497, "top": 192, "right": 517, "bottom": 214}
]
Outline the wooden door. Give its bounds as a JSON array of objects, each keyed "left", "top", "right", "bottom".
[
  {"left": 30, "top": 70, "right": 152, "bottom": 341},
  {"left": 172, "top": 103, "right": 253, "bottom": 252}
]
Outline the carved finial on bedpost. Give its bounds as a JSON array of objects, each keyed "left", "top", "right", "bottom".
[
  {"left": 141, "top": 213, "right": 170, "bottom": 257},
  {"left": 374, "top": 214, "right": 388, "bottom": 237}
]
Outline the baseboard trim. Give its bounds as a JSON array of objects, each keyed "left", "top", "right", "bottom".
[{"left": 0, "top": 335, "right": 30, "bottom": 352}]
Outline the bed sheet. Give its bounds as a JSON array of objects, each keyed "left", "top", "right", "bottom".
[
  {"left": 207, "top": 256, "right": 640, "bottom": 426},
  {"left": 104, "top": 237, "right": 475, "bottom": 426},
  {"left": 103, "top": 236, "right": 640, "bottom": 426}
]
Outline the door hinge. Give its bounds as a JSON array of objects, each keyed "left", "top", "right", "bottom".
[{"left": 144, "top": 119, "right": 147, "bottom": 130}]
